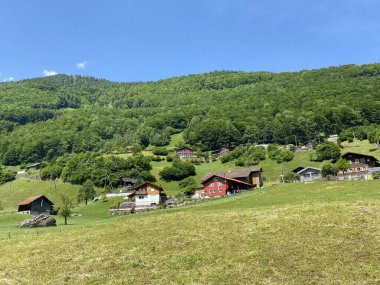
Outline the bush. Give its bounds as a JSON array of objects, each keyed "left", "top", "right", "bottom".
[
  {"left": 152, "top": 147, "right": 169, "bottom": 156},
  {"left": 159, "top": 159, "right": 196, "bottom": 181},
  {"left": 321, "top": 163, "right": 338, "bottom": 177},
  {"left": 0, "top": 166, "right": 16, "bottom": 185},
  {"left": 179, "top": 177, "right": 197, "bottom": 188},
  {"left": 283, "top": 172, "right": 300, "bottom": 183},
  {"left": 372, "top": 171, "right": 380, "bottom": 180},
  {"left": 166, "top": 153, "right": 179, "bottom": 162},
  {"left": 315, "top": 142, "right": 341, "bottom": 161}
]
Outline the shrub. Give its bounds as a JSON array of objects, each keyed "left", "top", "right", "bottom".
[
  {"left": 179, "top": 177, "right": 197, "bottom": 188},
  {"left": 152, "top": 147, "right": 169, "bottom": 156},
  {"left": 159, "top": 159, "right": 196, "bottom": 181},
  {"left": 315, "top": 142, "right": 341, "bottom": 161},
  {"left": 283, "top": 172, "right": 300, "bottom": 183},
  {"left": 321, "top": 163, "right": 338, "bottom": 177},
  {"left": 372, "top": 171, "right": 380, "bottom": 180}
]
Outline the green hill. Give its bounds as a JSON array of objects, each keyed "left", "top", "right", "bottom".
[
  {"left": 0, "top": 64, "right": 379, "bottom": 165},
  {"left": 0, "top": 180, "right": 379, "bottom": 284}
]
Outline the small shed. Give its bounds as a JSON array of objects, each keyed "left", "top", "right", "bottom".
[
  {"left": 25, "top": 162, "right": 43, "bottom": 171},
  {"left": 18, "top": 195, "right": 54, "bottom": 215},
  {"left": 121, "top": 177, "right": 137, "bottom": 191}
]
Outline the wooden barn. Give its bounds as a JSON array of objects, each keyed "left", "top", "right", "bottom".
[
  {"left": 18, "top": 195, "right": 54, "bottom": 215},
  {"left": 201, "top": 167, "right": 263, "bottom": 188}
]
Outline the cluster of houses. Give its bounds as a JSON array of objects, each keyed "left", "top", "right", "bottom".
[
  {"left": 117, "top": 167, "right": 264, "bottom": 208},
  {"left": 16, "top": 149, "right": 379, "bottom": 215},
  {"left": 293, "top": 152, "right": 380, "bottom": 182}
]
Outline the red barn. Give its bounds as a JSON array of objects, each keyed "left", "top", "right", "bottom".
[
  {"left": 201, "top": 167, "right": 263, "bottom": 188},
  {"left": 177, "top": 147, "right": 197, "bottom": 158},
  {"left": 201, "top": 175, "right": 254, "bottom": 197}
]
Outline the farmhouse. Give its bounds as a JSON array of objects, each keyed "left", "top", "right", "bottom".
[
  {"left": 128, "top": 182, "right": 167, "bottom": 207},
  {"left": 200, "top": 167, "right": 263, "bottom": 197},
  {"left": 18, "top": 195, "right": 54, "bottom": 215},
  {"left": 218, "top": 145, "right": 234, "bottom": 157},
  {"left": 202, "top": 167, "right": 263, "bottom": 187},
  {"left": 177, "top": 147, "right": 197, "bottom": 158},
  {"left": 341, "top": 152, "right": 380, "bottom": 167},
  {"left": 202, "top": 175, "right": 255, "bottom": 197},
  {"left": 292, "top": 167, "right": 322, "bottom": 182}
]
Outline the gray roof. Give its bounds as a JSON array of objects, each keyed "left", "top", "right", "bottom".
[{"left": 296, "top": 167, "right": 321, "bottom": 174}]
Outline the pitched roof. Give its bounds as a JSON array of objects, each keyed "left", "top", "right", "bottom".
[
  {"left": 202, "top": 174, "right": 255, "bottom": 187},
  {"left": 201, "top": 167, "right": 262, "bottom": 182},
  {"left": 296, "top": 167, "right": 321, "bottom": 174},
  {"left": 133, "top": 181, "right": 163, "bottom": 191},
  {"left": 18, "top": 195, "right": 54, "bottom": 206},
  {"left": 177, "top": 146, "right": 194, "bottom": 151},
  {"left": 342, "top": 152, "right": 379, "bottom": 161}
]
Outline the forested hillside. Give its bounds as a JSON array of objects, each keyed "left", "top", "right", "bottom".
[{"left": 0, "top": 63, "right": 380, "bottom": 165}]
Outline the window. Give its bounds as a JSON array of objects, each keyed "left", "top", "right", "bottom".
[
  {"left": 210, "top": 182, "right": 214, "bottom": 187},
  {"left": 218, "top": 182, "right": 222, "bottom": 186},
  {"left": 150, "top": 187, "right": 155, "bottom": 192},
  {"left": 138, "top": 196, "right": 145, "bottom": 199}
]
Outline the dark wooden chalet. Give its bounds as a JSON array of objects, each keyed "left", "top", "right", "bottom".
[
  {"left": 18, "top": 195, "right": 54, "bottom": 215},
  {"left": 341, "top": 152, "right": 380, "bottom": 167}
]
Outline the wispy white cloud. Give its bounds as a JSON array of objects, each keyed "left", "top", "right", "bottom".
[
  {"left": 3, "top": 76, "right": 15, "bottom": 82},
  {"left": 43, "top": 70, "right": 58, "bottom": 76},
  {"left": 76, "top": 60, "right": 88, "bottom": 70}
]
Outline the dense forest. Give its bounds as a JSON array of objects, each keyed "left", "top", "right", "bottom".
[{"left": 0, "top": 63, "right": 380, "bottom": 165}]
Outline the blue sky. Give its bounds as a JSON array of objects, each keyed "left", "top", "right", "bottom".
[{"left": 1, "top": 0, "right": 380, "bottom": 82}]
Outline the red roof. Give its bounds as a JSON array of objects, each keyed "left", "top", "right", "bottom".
[{"left": 18, "top": 195, "right": 54, "bottom": 206}]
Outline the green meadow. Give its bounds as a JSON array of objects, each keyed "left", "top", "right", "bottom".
[{"left": 0, "top": 180, "right": 380, "bottom": 284}]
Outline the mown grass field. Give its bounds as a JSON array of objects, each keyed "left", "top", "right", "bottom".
[{"left": 0, "top": 180, "right": 380, "bottom": 284}]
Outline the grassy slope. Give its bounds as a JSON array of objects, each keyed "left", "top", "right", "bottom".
[
  {"left": 341, "top": 139, "right": 380, "bottom": 159},
  {"left": 0, "top": 180, "right": 379, "bottom": 284},
  {"left": 0, "top": 178, "right": 81, "bottom": 212}
]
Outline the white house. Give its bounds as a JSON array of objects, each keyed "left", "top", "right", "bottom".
[{"left": 128, "top": 182, "right": 166, "bottom": 207}]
